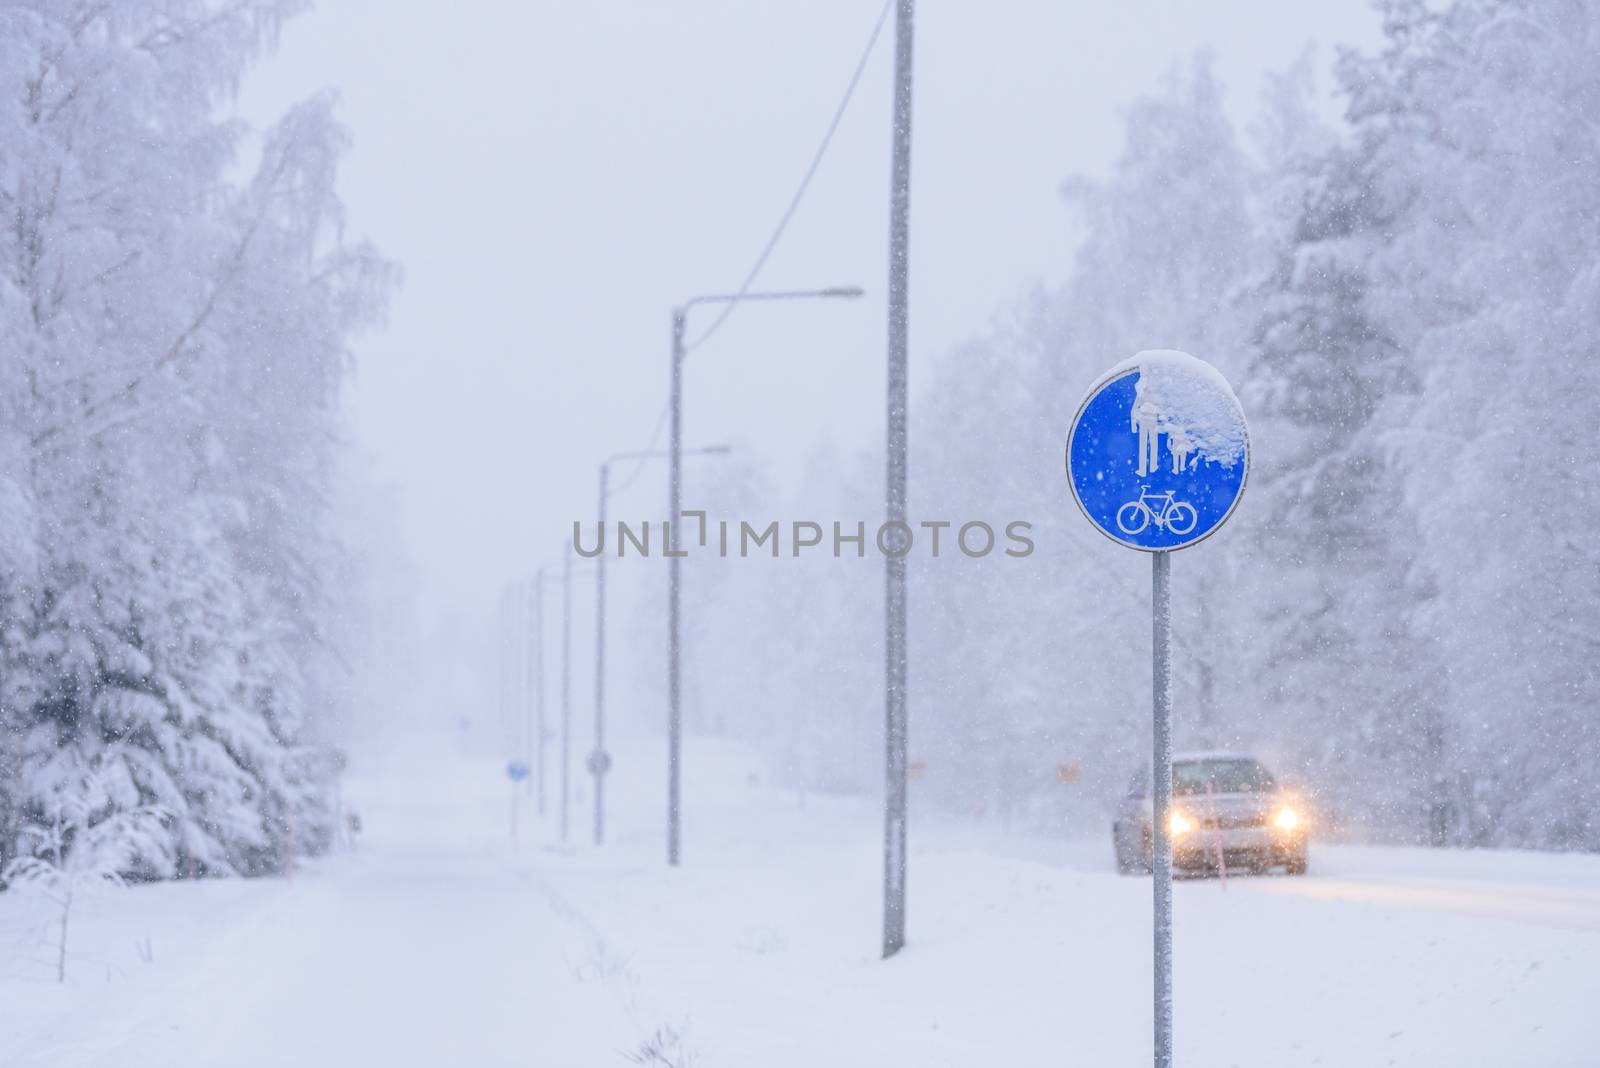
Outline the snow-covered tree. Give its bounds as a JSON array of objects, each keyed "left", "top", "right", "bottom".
[
  {"left": 1, "top": 783, "right": 166, "bottom": 980},
  {"left": 1236, "top": 59, "right": 1445, "bottom": 841},
  {"left": 0, "top": 1, "right": 392, "bottom": 877},
  {"left": 1333, "top": 0, "right": 1600, "bottom": 847},
  {"left": 681, "top": 4, "right": 1600, "bottom": 855},
  {"left": 681, "top": 60, "right": 1272, "bottom": 829}
]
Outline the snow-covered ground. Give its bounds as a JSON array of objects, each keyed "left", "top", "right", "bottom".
[{"left": 3, "top": 737, "right": 1598, "bottom": 1067}]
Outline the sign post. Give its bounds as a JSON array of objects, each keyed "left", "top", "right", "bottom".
[
  {"left": 1150, "top": 548, "right": 1173, "bottom": 1064},
  {"left": 1065, "top": 350, "right": 1249, "bottom": 1068},
  {"left": 506, "top": 759, "right": 530, "bottom": 843}
]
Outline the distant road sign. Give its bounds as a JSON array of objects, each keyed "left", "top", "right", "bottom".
[
  {"left": 586, "top": 750, "right": 612, "bottom": 776},
  {"left": 506, "top": 760, "right": 530, "bottom": 783},
  {"left": 1066, "top": 350, "right": 1249, "bottom": 552}
]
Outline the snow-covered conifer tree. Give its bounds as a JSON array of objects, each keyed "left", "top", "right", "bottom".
[{"left": 0, "top": 1, "right": 392, "bottom": 876}]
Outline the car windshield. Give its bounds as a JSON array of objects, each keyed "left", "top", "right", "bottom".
[{"left": 1173, "top": 758, "right": 1275, "bottom": 796}]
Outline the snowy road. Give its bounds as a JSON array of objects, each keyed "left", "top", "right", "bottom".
[
  {"left": 1252, "top": 858, "right": 1600, "bottom": 933},
  {"left": 0, "top": 763, "right": 637, "bottom": 1067},
  {"left": 3, "top": 738, "right": 1598, "bottom": 1066}
]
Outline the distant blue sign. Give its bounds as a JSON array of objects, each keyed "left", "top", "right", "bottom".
[
  {"left": 505, "top": 759, "right": 530, "bottom": 783},
  {"left": 1066, "top": 351, "right": 1249, "bottom": 552}
]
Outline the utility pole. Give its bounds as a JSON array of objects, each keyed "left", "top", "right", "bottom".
[
  {"left": 593, "top": 447, "right": 726, "bottom": 849},
  {"left": 665, "top": 290, "right": 860, "bottom": 868},
  {"left": 504, "top": 588, "right": 522, "bottom": 761},
  {"left": 667, "top": 310, "right": 686, "bottom": 866},
  {"left": 532, "top": 572, "right": 547, "bottom": 813},
  {"left": 498, "top": 589, "right": 512, "bottom": 754},
  {"left": 524, "top": 578, "right": 537, "bottom": 796},
  {"left": 561, "top": 543, "right": 573, "bottom": 843},
  {"left": 593, "top": 466, "right": 610, "bottom": 847},
  {"left": 517, "top": 582, "right": 528, "bottom": 778},
  {"left": 882, "top": 0, "right": 916, "bottom": 960}
]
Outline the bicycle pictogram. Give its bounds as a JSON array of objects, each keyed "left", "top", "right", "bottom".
[{"left": 1115, "top": 487, "right": 1197, "bottom": 536}]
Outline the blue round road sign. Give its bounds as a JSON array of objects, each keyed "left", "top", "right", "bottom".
[
  {"left": 506, "top": 759, "right": 530, "bottom": 783},
  {"left": 1066, "top": 350, "right": 1249, "bottom": 552}
]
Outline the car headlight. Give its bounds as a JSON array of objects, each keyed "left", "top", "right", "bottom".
[
  {"left": 1274, "top": 807, "right": 1300, "bottom": 831},
  {"left": 1169, "top": 811, "right": 1194, "bottom": 836}
]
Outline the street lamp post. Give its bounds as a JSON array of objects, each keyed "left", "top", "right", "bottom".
[
  {"left": 523, "top": 566, "right": 560, "bottom": 826},
  {"left": 529, "top": 572, "right": 545, "bottom": 810},
  {"left": 561, "top": 541, "right": 573, "bottom": 843},
  {"left": 525, "top": 557, "right": 594, "bottom": 837},
  {"left": 593, "top": 445, "right": 729, "bottom": 847},
  {"left": 882, "top": 0, "right": 916, "bottom": 960},
  {"left": 666, "top": 286, "right": 862, "bottom": 867},
  {"left": 594, "top": 466, "right": 611, "bottom": 848}
]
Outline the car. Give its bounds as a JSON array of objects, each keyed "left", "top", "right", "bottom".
[{"left": 1112, "top": 751, "right": 1308, "bottom": 876}]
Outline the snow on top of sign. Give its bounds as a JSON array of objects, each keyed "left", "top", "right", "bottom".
[{"left": 1106, "top": 349, "right": 1247, "bottom": 472}]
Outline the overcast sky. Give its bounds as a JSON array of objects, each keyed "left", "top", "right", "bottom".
[{"left": 239, "top": 0, "right": 1381, "bottom": 627}]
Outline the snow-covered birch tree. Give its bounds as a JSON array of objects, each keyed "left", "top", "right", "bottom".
[{"left": 0, "top": 0, "right": 393, "bottom": 877}]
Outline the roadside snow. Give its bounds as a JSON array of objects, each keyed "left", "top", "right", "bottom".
[{"left": 3, "top": 737, "right": 1597, "bottom": 1067}]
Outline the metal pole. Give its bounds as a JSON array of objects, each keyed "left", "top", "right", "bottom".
[
  {"left": 507, "top": 589, "right": 517, "bottom": 761},
  {"left": 1152, "top": 550, "right": 1173, "bottom": 1068},
  {"left": 516, "top": 591, "right": 524, "bottom": 757},
  {"left": 534, "top": 571, "right": 547, "bottom": 816},
  {"left": 667, "top": 310, "right": 685, "bottom": 866},
  {"left": 594, "top": 465, "right": 610, "bottom": 846},
  {"left": 498, "top": 591, "right": 510, "bottom": 751},
  {"left": 561, "top": 544, "right": 573, "bottom": 843},
  {"left": 882, "top": 0, "right": 915, "bottom": 960},
  {"left": 514, "top": 584, "right": 524, "bottom": 775},
  {"left": 521, "top": 579, "right": 533, "bottom": 796},
  {"left": 501, "top": 590, "right": 508, "bottom": 737}
]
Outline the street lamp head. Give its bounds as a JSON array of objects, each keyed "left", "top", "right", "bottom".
[{"left": 821, "top": 286, "right": 866, "bottom": 299}]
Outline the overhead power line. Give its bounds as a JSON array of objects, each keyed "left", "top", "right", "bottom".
[
  {"left": 608, "top": 0, "right": 894, "bottom": 501},
  {"left": 685, "top": 0, "right": 893, "bottom": 354}
]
